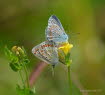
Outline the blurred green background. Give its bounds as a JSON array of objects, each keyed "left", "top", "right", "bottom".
[{"left": 0, "top": 0, "right": 105, "bottom": 95}]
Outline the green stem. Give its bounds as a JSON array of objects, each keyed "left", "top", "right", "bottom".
[
  {"left": 24, "top": 65, "right": 30, "bottom": 88},
  {"left": 68, "top": 65, "right": 72, "bottom": 95},
  {"left": 19, "top": 70, "right": 25, "bottom": 86}
]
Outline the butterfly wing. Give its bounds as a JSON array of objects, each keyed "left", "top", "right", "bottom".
[
  {"left": 45, "top": 41, "right": 59, "bottom": 66},
  {"left": 45, "top": 15, "right": 68, "bottom": 43},
  {"left": 32, "top": 41, "right": 59, "bottom": 66},
  {"left": 32, "top": 41, "right": 50, "bottom": 63}
]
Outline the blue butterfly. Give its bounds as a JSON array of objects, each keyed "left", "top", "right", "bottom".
[{"left": 45, "top": 15, "right": 68, "bottom": 44}]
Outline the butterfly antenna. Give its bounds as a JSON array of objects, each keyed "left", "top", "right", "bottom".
[
  {"left": 69, "top": 32, "right": 80, "bottom": 36},
  {"left": 72, "top": 32, "right": 80, "bottom": 35}
]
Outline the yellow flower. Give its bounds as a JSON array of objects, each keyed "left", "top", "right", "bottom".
[
  {"left": 58, "top": 42, "right": 73, "bottom": 55},
  {"left": 58, "top": 42, "right": 73, "bottom": 65}
]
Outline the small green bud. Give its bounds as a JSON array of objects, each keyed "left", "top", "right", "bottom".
[{"left": 9, "top": 62, "right": 22, "bottom": 72}]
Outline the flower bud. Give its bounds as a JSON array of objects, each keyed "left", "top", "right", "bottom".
[
  {"left": 12, "top": 46, "right": 17, "bottom": 52},
  {"left": 11, "top": 46, "right": 25, "bottom": 56}
]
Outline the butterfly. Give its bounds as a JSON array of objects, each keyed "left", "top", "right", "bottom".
[
  {"left": 32, "top": 15, "right": 68, "bottom": 66},
  {"left": 32, "top": 41, "right": 59, "bottom": 66},
  {"left": 45, "top": 15, "right": 68, "bottom": 44}
]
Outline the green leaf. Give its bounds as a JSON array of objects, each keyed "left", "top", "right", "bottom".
[
  {"left": 4, "top": 46, "right": 12, "bottom": 59},
  {"left": 16, "top": 85, "right": 24, "bottom": 95},
  {"left": 16, "top": 85, "right": 36, "bottom": 95}
]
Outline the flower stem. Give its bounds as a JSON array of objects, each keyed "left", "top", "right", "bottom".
[
  {"left": 19, "top": 70, "right": 25, "bottom": 86},
  {"left": 24, "top": 65, "right": 30, "bottom": 88},
  {"left": 68, "top": 65, "right": 72, "bottom": 95}
]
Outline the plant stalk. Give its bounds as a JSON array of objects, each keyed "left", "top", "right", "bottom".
[
  {"left": 24, "top": 65, "right": 30, "bottom": 88},
  {"left": 68, "top": 65, "right": 72, "bottom": 95},
  {"left": 19, "top": 70, "right": 25, "bottom": 86}
]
